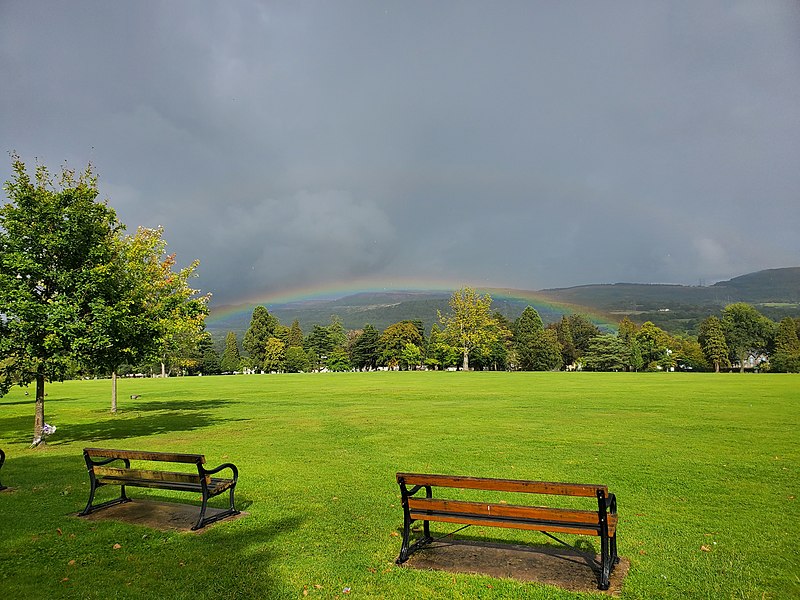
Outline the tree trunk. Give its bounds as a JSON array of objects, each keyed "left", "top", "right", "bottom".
[
  {"left": 111, "top": 370, "right": 118, "bottom": 414},
  {"left": 462, "top": 348, "right": 469, "bottom": 371},
  {"left": 714, "top": 360, "right": 720, "bottom": 373},
  {"left": 161, "top": 362, "right": 166, "bottom": 377},
  {"left": 32, "top": 372, "right": 46, "bottom": 447}
]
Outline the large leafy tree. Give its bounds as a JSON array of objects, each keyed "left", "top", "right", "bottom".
[
  {"left": 721, "top": 303, "right": 774, "bottom": 373},
  {"left": 439, "top": 287, "right": 499, "bottom": 371},
  {"left": 379, "top": 321, "right": 423, "bottom": 368},
  {"left": 583, "top": 334, "right": 629, "bottom": 371},
  {"left": 0, "top": 157, "right": 121, "bottom": 445}
]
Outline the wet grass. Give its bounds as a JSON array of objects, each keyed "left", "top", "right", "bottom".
[{"left": 0, "top": 372, "right": 798, "bottom": 599}]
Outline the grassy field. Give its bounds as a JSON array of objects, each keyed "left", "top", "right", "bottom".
[{"left": 0, "top": 372, "right": 798, "bottom": 599}]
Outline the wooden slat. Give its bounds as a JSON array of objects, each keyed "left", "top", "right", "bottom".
[
  {"left": 408, "top": 498, "right": 602, "bottom": 526},
  {"left": 397, "top": 472, "right": 608, "bottom": 498},
  {"left": 94, "top": 466, "right": 206, "bottom": 485},
  {"left": 407, "top": 512, "right": 601, "bottom": 537},
  {"left": 85, "top": 448, "right": 205, "bottom": 464}
]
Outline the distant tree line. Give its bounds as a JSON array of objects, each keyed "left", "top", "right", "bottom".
[{"left": 213, "top": 288, "right": 800, "bottom": 374}]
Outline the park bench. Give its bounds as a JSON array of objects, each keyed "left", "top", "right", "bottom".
[
  {"left": 395, "top": 472, "right": 619, "bottom": 590},
  {"left": 0, "top": 449, "right": 6, "bottom": 491},
  {"left": 79, "top": 448, "right": 240, "bottom": 530}
]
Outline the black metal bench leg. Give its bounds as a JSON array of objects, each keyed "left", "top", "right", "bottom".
[
  {"left": 599, "top": 533, "right": 611, "bottom": 590},
  {"left": 193, "top": 490, "right": 210, "bottom": 531}
]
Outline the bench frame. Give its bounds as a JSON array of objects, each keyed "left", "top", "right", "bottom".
[
  {"left": 0, "top": 449, "right": 6, "bottom": 491},
  {"left": 79, "top": 448, "right": 239, "bottom": 530},
  {"left": 396, "top": 472, "right": 619, "bottom": 590}
]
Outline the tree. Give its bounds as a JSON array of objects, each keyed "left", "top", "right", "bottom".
[
  {"left": 399, "top": 343, "right": 422, "bottom": 370},
  {"left": 721, "top": 303, "right": 774, "bottom": 373},
  {"left": 262, "top": 337, "right": 286, "bottom": 372},
  {"left": 287, "top": 319, "right": 304, "bottom": 347},
  {"left": 285, "top": 346, "right": 310, "bottom": 373},
  {"left": 350, "top": 324, "right": 380, "bottom": 370},
  {"left": 439, "top": 287, "right": 499, "bottom": 371},
  {"left": 0, "top": 156, "right": 121, "bottom": 445},
  {"left": 528, "top": 329, "right": 563, "bottom": 371},
  {"left": 583, "top": 334, "right": 629, "bottom": 371},
  {"left": 514, "top": 306, "right": 545, "bottom": 371},
  {"left": 220, "top": 331, "right": 242, "bottom": 372},
  {"left": 243, "top": 306, "right": 278, "bottom": 366},
  {"left": 698, "top": 316, "right": 729, "bottom": 373},
  {"left": 771, "top": 317, "right": 800, "bottom": 373},
  {"left": 424, "top": 324, "right": 459, "bottom": 370},
  {"left": 326, "top": 347, "right": 351, "bottom": 372},
  {"left": 379, "top": 321, "right": 423, "bottom": 368},
  {"left": 635, "top": 321, "right": 673, "bottom": 370}
]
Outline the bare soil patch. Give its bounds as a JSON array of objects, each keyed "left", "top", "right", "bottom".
[
  {"left": 77, "top": 499, "right": 246, "bottom": 533},
  {"left": 403, "top": 539, "right": 629, "bottom": 594}
]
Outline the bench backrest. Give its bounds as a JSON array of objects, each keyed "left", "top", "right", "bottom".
[
  {"left": 84, "top": 448, "right": 205, "bottom": 464},
  {"left": 396, "top": 472, "right": 609, "bottom": 498}
]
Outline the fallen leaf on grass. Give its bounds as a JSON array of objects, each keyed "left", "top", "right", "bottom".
[
  {"left": 639, "top": 550, "right": 647, "bottom": 555},
  {"left": 700, "top": 545, "right": 711, "bottom": 552},
  {"left": 113, "top": 543, "right": 122, "bottom": 550},
  {"left": 61, "top": 578, "right": 69, "bottom": 582},
  {"left": 368, "top": 568, "right": 377, "bottom": 573},
  {"left": 314, "top": 584, "right": 323, "bottom": 589},
  {"left": 390, "top": 531, "right": 399, "bottom": 537},
  {"left": 68, "top": 560, "right": 76, "bottom": 566},
  {"left": 57, "top": 528, "right": 63, "bottom": 535},
  {"left": 303, "top": 589, "right": 308, "bottom": 597}
]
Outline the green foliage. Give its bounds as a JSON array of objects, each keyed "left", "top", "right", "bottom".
[
  {"left": 583, "top": 334, "right": 629, "bottom": 371},
  {"left": 770, "top": 317, "right": 800, "bottom": 373},
  {"left": 0, "top": 156, "right": 121, "bottom": 442},
  {"left": 284, "top": 346, "right": 310, "bottom": 373},
  {"left": 399, "top": 343, "right": 422, "bottom": 370},
  {"left": 349, "top": 324, "right": 380, "bottom": 370},
  {"left": 439, "top": 287, "right": 499, "bottom": 370},
  {"left": 698, "top": 316, "right": 729, "bottom": 373},
  {"left": 243, "top": 306, "right": 279, "bottom": 364},
  {"left": 722, "top": 303, "right": 774, "bottom": 372},
  {"left": 287, "top": 319, "right": 304, "bottom": 347},
  {"left": 379, "top": 321, "right": 423, "bottom": 368},
  {"left": 262, "top": 337, "right": 286, "bottom": 373},
  {"left": 220, "top": 331, "right": 242, "bottom": 372},
  {"left": 424, "top": 324, "right": 459, "bottom": 370},
  {"left": 326, "top": 347, "right": 351, "bottom": 372}
]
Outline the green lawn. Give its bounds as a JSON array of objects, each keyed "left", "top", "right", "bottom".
[{"left": 1, "top": 373, "right": 798, "bottom": 599}]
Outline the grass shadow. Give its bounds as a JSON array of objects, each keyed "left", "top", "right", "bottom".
[
  {"left": 124, "top": 398, "right": 236, "bottom": 412},
  {"left": 2, "top": 411, "right": 248, "bottom": 445}
]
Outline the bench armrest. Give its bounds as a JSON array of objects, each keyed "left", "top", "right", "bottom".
[
  {"left": 202, "top": 462, "right": 238, "bottom": 481},
  {"left": 87, "top": 456, "right": 130, "bottom": 468}
]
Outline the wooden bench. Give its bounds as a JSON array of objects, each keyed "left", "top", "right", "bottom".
[
  {"left": 79, "top": 448, "right": 240, "bottom": 530},
  {"left": 395, "top": 472, "right": 619, "bottom": 590},
  {"left": 0, "top": 449, "right": 6, "bottom": 491}
]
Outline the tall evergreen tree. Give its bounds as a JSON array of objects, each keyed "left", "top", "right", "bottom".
[
  {"left": 287, "top": 319, "right": 304, "bottom": 347},
  {"left": 220, "top": 331, "right": 242, "bottom": 372},
  {"left": 771, "top": 317, "right": 800, "bottom": 373},
  {"left": 243, "top": 306, "right": 279, "bottom": 365},
  {"left": 350, "top": 324, "right": 380, "bottom": 370},
  {"left": 514, "top": 306, "right": 545, "bottom": 370},
  {"left": 698, "top": 316, "right": 729, "bottom": 373}
]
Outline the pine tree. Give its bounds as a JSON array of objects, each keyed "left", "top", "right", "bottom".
[
  {"left": 220, "top": 331, "right": 242, "bottom": 372},
  {"left": 243, "top": 306, "right": 278, "bottom": 365},
  {"left": 771, "top": 317, "right": 800, "bottom": 373},
  {"left": 698, "top": 316, "right": 729, "bottom": 373},
  {"left": 287, "top": 319, "right": 304, "bottom": 347}
]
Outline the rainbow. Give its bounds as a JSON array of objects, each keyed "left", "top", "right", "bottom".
[{"left": 207, "top": 276, "right": 617, "bottom": 331}]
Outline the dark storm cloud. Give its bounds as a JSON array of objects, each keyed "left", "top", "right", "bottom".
[{"left": 2, "top": 1, "right": 799, "bottom": 303}]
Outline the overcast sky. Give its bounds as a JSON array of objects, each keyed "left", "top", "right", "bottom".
[{"left": 2, "top": 1, "right": 799, "bottom": 305}]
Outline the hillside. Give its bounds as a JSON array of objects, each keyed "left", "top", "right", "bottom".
[{"left": 207, "top": 267, "right": 800, "bottom": 339}]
